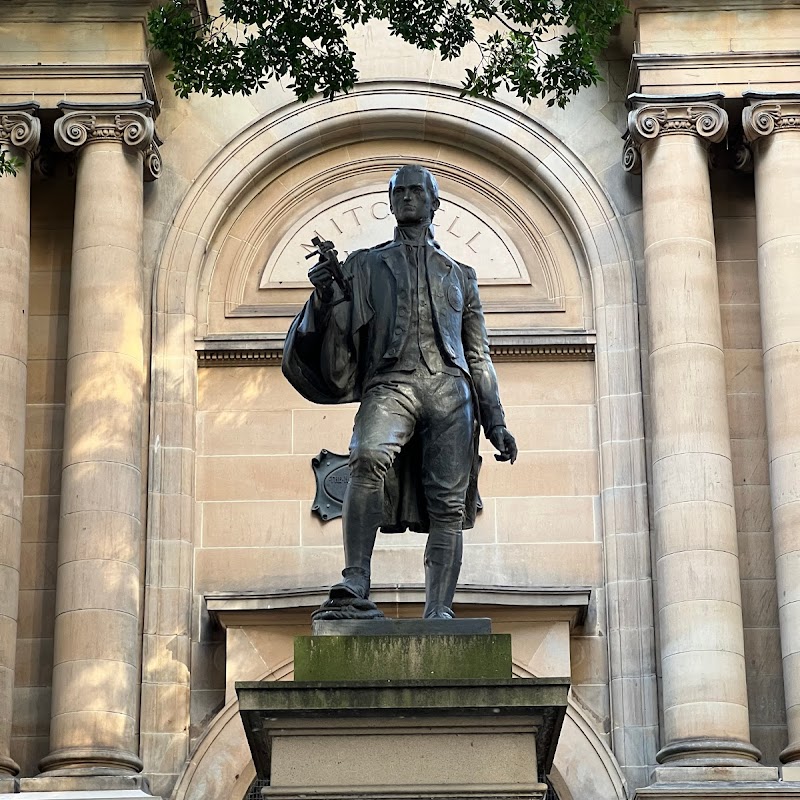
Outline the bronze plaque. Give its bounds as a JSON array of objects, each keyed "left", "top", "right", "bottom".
[{"left": 311, "top": 449, "right": 351, "bottom": 521}]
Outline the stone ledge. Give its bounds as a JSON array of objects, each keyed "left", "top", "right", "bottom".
[
  {"left": 207, "top": 585, "right": 591, "bottom": 628},
  {"left": 0, "top": 64, "right": 159, "bottom": 114},
  {"left": 196, "top": 330, "right": 597, "bottom": 366},
  {"left": 262, "top": 784, "right": 549, "bottom": 800},
  {"left": 0, "top": 792, "right": 158, "bottom": 799},
  {"left": 635, "top": 784, "right": 800, "bottom": 799},
  {"left": 629, "top": 51, "right": 800, "bottom": 98}
]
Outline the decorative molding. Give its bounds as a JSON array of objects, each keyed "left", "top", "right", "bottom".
[
  {"left": 624, "top": 93, "right": 728, "bottom": 173},
  {"left": 630, "top": 0, "right": 800, "bottom": 11},
  {"left": 2, "top": 0, "right": 205, "bottom": 23},
  {"left": 743, "top": 91, "right": 800, "bottom": 142},
  {"left": 196, "top": 331, "right": 596, "bottom": 366},
  {"left": 0, "top": 63, "right": 160, "bottom": 115},
  {"left": 622, "top": 135, "right": 642, "bottom": 175},
  {"left": 628, "top": 51, "right": 800, "bottom": 98},
  {"left": 0, "top": 101, "right": 40, "bottom": 156},
  {"left": 143, "top": 141, "right": 162, "bottom": 182},
  {"left": 627, "top": 93, "right": 728, "bottom": 144},
  {"left": 54, "top": 99, "right": 155, "bottom": 155}
]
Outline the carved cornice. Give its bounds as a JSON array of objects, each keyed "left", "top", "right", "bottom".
[
  {"left": 196, "top": 331, "right": 596, "bottom": 366},
  {"left": 0, "top": 101, "right": 40, "bottom": 156},
  {"left": 54, "top": 100, "right": 155, "bottom": 155},
  {"left": 627, "top": 52, "right": 800, "bottom": 99},
  {"left": 743, "top": 91, "right": 800, "bottom": 143},
  {"left": 624, "top": 93, "right": 728, "bottom": 174},
  {"left": 2, "top": 0, "right": 207, "bottom": 23},
  {"left": 0, "top": 63, "right": 160, "bottom": 115}
]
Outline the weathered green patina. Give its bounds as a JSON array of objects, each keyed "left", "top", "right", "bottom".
[{"left": 294, "top": 633, "right": 512, "bottom": 681}]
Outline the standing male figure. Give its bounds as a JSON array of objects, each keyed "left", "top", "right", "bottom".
[{"left": 283, "top": 165, "right": 517, "bottom": 619}]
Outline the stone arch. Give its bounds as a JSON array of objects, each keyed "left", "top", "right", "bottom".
[
  {"left": 169, "top": 661, "right": 627, "bottom": 800},
  {"left": 144, "top": 79, "right": 657, "bottom": 787}
]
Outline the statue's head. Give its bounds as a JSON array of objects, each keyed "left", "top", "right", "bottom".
[{"left": 388, "top": 165, "right": 440, "bottom": 225}]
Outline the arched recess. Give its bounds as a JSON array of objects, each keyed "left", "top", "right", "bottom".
[
  {"left": 170, "top": 661, "right": 628, "bottom": 800},
  {"left": 144, "top": 79, "right": 657, "bottom": 790}
]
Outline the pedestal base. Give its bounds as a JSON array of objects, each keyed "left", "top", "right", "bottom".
[
  {"left": 238, "top": 679, "right": 568, "bottom": 798},
  {"left": 635, "top": 785, "right": 800, "bottom": 799},
  {"left": 784, "top": 766, "right": 800, "bottom": 782},
  {"left": 634, "top": 765, "right": 800, "bottom": 799},
  {"left": 3, "top": 774, "right": 161, "bottom": 799}
]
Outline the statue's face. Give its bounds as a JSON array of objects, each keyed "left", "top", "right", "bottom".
[{"left": 389, "top": 168, "right": 439, "bottom": 224}]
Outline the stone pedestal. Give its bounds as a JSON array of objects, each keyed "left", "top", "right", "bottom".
[
  {"left": 237, "top": 621, "right": 568, "bottom": 800},
  {"left": 0, "top": 774, "right": 161, "bottom": 800}
]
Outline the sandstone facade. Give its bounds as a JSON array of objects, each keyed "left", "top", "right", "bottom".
[{"left": 1, "top": 1, "right": 799, "bottom": 799}]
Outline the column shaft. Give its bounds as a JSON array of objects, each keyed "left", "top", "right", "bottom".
[
  {"left": 627, "top": 94, "right": 759, "bottom": 765},
  {"left": 744, "top": 92, "right": 800, "bottom": 767},
  {"left": 40, "top": 101, "right": 154, "bottom": 776},
  {"left": 0, "top": 103, "right": 40, "bottom": 781}
]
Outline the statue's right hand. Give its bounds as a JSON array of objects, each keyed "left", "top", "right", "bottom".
[{"left": 308, "top": 261, "right": 336, "bottom": 303}]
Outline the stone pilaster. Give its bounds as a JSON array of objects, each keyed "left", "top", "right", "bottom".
[
  {"left": 625, "top": 93, "right": 760, "bottom": 767},
  {"left": 0, "top": 101, "right": 40, "bottom": 788},
  {"left": 743, "top": 90, "right": 800, "bottom": 773},
  {"left": 38, "top": 100, "right": 155, "bottom": 779}
]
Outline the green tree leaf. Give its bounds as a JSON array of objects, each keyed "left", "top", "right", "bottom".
[
  {"left": 148, "top": 0, "right": 625, "bottom": 107},
  {"left": 0, "top": 150, "right": 24, "bottom": 177}
]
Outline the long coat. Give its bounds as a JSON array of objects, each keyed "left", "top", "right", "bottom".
[{"left": 282, "top": 236, "right": 506, "bottom": 532}]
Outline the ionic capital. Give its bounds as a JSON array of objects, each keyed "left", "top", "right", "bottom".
[
  {"left": 623, "top": 93, "right": 728, "bottom": 174},
  {"left": 627, "top": 93, "right": 728, "bottom": 147},
  {"left": 0, "top": 102, "right": 41, "bottom": 156},
  {"left": 54, "top": 100, "right": 154, "bottom": 155},
  {"left": 742, "top": 91, "right": 800, "bottom": 142}
]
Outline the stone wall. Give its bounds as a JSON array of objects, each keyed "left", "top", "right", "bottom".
[
  {"left": 193, "top": 358, "right": 607, "bottom": 742},
  {"left": 12, "top": 173, "right": 74, "bottom": 777},
  {"left": 714, "top": 168, "right": 786, "bottom": 764}
]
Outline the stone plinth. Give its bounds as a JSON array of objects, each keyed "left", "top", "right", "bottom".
[
  {"left": 311, "top": 617, "right": 493, "bottom": 636},
  {"left": 632, "top": 765, "right": 800, "bottom": 799},
  {"left": 10, "top": 774, "right": 162, "bottom": 799},
  {"left": 295, "top": 632, "right": 511, "bottom": 681},
  {"left": 238, "top": 679, "right": 568, "bottom": 800}
]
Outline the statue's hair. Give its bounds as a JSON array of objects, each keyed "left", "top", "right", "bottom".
[{"left": 388, "top": 164, "right": 440, "bottom": 204}]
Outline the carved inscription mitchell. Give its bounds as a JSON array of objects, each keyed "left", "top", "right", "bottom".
[{"left": 260, "top": 186, "right": 529, "bottom": 288}]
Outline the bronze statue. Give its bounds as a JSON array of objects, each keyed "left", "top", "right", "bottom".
[{"left": 283, "top": 165, "right": 517, "bottom": 620}]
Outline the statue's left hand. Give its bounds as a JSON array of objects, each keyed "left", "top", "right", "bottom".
[{"left": 489, "top": 426, "right": 518, "bottom": 464}]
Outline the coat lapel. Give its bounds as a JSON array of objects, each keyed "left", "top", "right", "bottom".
[{"left": 380, "top": 244, "right": 410, "bottom": 295}]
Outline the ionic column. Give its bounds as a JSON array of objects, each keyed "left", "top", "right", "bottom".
[
  {"left": 743, "top": 91, "right": 800, "bottom": 770},
  {"left": 39, "top": 101, "right": 155, "bottom": 776},
  {"left": 0, "top": 102, "right": 40, "bottom": 784},
  {"left": 625, "top": 94, "right": 760, "bottom": 765}
]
